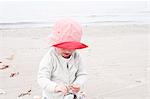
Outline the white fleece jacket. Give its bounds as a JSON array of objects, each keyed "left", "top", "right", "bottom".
[{"left": 37, "top": 47, "right": 87, "bottom": 99}]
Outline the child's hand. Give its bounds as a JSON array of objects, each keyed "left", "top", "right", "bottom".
[
  {"left": 55, "top": 85, "right": 68, "bottom": 95},
  {"left": 70, "top": 84, "right": 80, "bottom": 94}
]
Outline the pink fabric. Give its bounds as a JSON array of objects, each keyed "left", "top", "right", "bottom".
[{"left": 48, "top": 18, "right": 88, "bottom": 49}]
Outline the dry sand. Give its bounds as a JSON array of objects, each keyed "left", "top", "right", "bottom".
[{"left": 0, "top": 24, "right": 149, "bottom": 99}]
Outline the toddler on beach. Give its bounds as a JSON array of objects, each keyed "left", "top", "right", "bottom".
[{"left": 37, "top": 18, "right": 88, "bottom": 99}]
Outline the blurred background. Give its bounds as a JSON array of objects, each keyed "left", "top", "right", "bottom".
[{"left": 0, "top": 0, "right": 149, "bottom": 28}]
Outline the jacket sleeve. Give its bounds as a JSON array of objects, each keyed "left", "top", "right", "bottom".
[
  {"left": 73, "top": 54, "right": 88, "bottom": 89},
  {"left": 37, "top": 51, "right": 58, "bottom": 93}
]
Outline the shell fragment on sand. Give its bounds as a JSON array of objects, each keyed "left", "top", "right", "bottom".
[
  {"left": 0, "top": 65, "right": 9, "bottom": 70},
  {"left": 33, "top": 95, "right": 41, "bottom": 99},
  {"left": 18, "top": 89, "right": 31, "bottom": 97},
  {"left": 10, "top": 72, "right": 19, "bottom": 78}
]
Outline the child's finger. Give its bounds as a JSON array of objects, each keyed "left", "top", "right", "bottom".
[{"left": 70, "top": 84, "right": 80, "bottom": 89}]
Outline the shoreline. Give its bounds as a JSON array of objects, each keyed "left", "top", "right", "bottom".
[{"left": 0, "top": 22, "right": 149, "bottom": 30}]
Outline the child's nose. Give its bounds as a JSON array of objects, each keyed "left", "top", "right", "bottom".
[
  {"left": 65, "top": 49, "right": 75, "bottom": 53},
  {"left": 65, "top": 50, "right": 72, "bottom": 54}
]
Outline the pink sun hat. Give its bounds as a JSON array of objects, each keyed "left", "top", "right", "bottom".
[{"left": 48, "top": 18, "right": 88, "bottom": 50}]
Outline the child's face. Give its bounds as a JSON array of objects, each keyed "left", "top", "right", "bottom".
[{"left": 56, "top": 48, "right": 75, "bottom": 59}]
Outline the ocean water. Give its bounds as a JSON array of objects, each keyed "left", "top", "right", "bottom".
[{"left": 0, "top": 1, "right": 149, "bottom": 28}]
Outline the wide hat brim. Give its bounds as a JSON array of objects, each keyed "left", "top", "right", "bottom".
[{"left": 52, "top": 41, "right": 88, "bottom": 50}]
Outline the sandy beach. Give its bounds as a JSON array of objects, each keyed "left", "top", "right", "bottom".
[{"left": 0, "top": 24, "right": 149, "bottom": 99}]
